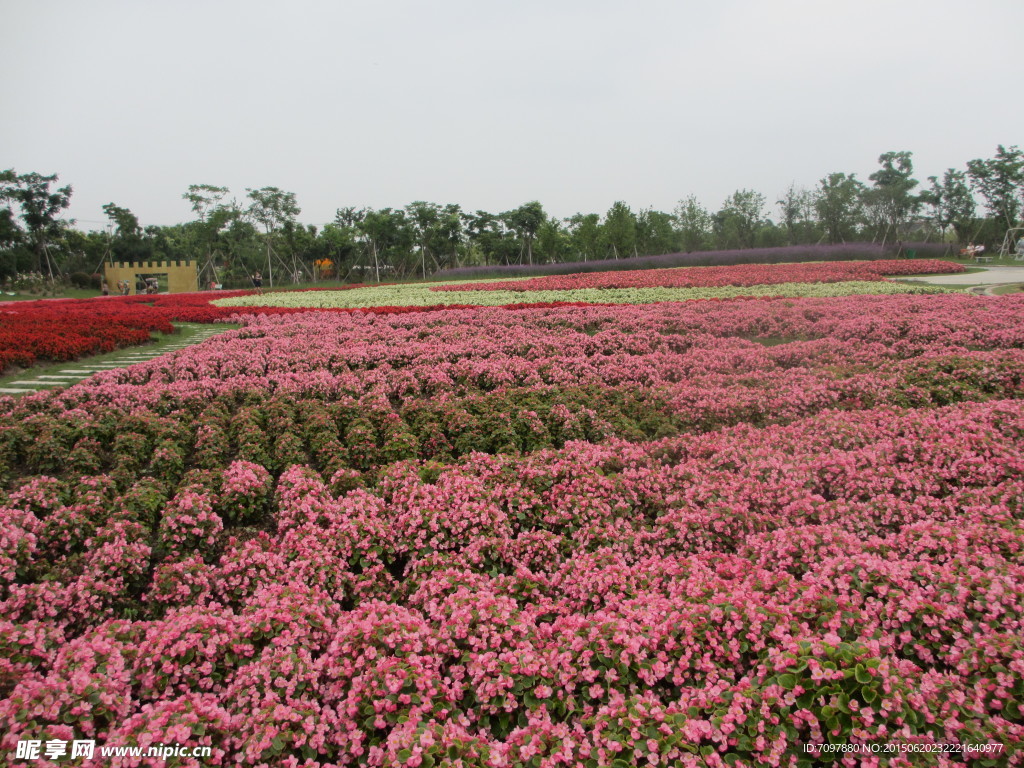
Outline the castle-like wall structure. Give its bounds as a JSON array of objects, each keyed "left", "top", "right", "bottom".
[{"left": 103, "top": 260, "right": 198, "bottom": 294}]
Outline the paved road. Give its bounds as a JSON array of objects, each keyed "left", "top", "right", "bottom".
[{"left": 903, "top": 265, "right": 1024, "bottom": 285}]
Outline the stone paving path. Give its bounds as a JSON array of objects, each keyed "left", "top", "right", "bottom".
[{"left": 0, "top": 324, "right": 224, "bottom": 396}]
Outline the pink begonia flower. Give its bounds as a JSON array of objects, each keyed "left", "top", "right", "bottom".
[{"left": 0, "top": 293, "right": 1022, "bottom": 764}]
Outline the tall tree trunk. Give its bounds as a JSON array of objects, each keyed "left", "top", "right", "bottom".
[
  {"left": 34, "top": 238, "right": 45, "bottom": 275},
  {"left": 266, "top": 236, "right": 274, "bottom": 288}
]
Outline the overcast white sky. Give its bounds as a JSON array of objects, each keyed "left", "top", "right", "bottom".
[{"left": 3, "top": 0, "right": 1021, "bottom": 231}]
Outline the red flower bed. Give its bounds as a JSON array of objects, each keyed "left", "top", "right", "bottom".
[
  {"left": 0, "top": 300, "right": 175, "bottom": 373},
  {"left": 432, "top": 259, "right": 965, "bottom": 292}
]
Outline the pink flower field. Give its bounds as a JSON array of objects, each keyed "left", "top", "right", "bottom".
[{"left": 1, "top": 287, "right": 1023, "bottom": 766}]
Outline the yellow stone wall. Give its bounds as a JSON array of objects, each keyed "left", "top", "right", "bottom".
[{"left": 103, "top": 261, "right": 199, "bottom": 295}]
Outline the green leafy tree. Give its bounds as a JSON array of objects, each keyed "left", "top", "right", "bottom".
[
  {"left": 58, "top": 228, "right": 106, "bottom": 275},
  {"left": 221, "top": 215, "right": 262, "bottom": 284},
  {"left": 714, "top": 189, "right": 765, "bottom": 249},
  {"left": 602, "top": 201, "right": 637, "bottom": 259},
  {"left": 814, "top": 173, "right": 865, "bottom": 244},
  {"left": 777, "top": 184, "right": 817, "bottom": 245},
  {"left": 281, "top": 221, "right": 318, "bottom": 281},
  {"left": 247, "top": 187, "right": 300, "bottom": 236},
  {"left": 316, "top": 223, "right": 361, "bottom": 280},
  {"left": 102, "top": 202, "right": 150, "bottom": 262},
  {"left": 184, "top": 184, "right": 230, "bottom": 221},
  {"left": 142, "top": 224, "right": 180, "bottom": 262},
  {"left": 754, "top": 220, "right": 787, "bottom": 249},
  {"left": 673, "top": 195, "right": 711, "bottom": 253},
  {"left": 535, "top": 216, "right": 570, "bottom": 264},
  {"left": 0, "top": 171, "right": 22, "bottom": 242},
  {"left": 335, "top": 206, "right": 365, "bottom": 229},
  {"left": 102, "top": 202, "right": 141, "bottom": 238},
  {"left": 246, "top": 186, "right": 301, "bottom": 287},
  {"left": 863, "top": 151, "right": 920, "bottom": 244},
  {"left": 0, "top": 205, "right": 21, "bottom": 251},
  {"left": 317, "top": 207, "right": 366, "bottom": 280},
  {"left": 966, "top": 145, "right": 1023, "bottom": 237},
  {"left": 183, "top": 184, "right": 235, "bottom": 282},
  {"left": 921, "top": 169, "right": 976, "bottom": 243},
  {"left": 434, "top": 204, "right": 465, "bottom": 269},
  {"left": 463, "top": 210, "right": 504, "bottom": 265},
  {"left": 0, "top": 170, "right": 26, "bottom": 278},
  {"left": 636, "top": 208, "right": 678, "bottom": 256},
  {"left": 565, "top": 213, "right": 602, "bottom": 262},
  {"left": 406, "top": 201, "right": 442, "bottom": 278},
  {"left": 358, "top": 208, "right": 413, "bottom": 281},
  {"left": 2, "top": 170, "right": 73, "bottom": 276},
  {"left": 503, "top": 201, "right": 546, "bottom": 265}
]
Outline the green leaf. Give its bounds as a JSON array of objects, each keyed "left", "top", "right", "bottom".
[{"left": 778, "top": 673, "right": 797, "bottom": 689}]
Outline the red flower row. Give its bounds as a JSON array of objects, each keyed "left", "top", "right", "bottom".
[{"left": 0, "top": 301, "right": 175, "bottom": 373}]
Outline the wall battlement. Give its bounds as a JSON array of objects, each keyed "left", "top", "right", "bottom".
[
  {"left": 109, "top": 260, "right": 196, "bottom": 270},
  {"left": 103, "top": 260, "right": 198, "bottom": 294}
]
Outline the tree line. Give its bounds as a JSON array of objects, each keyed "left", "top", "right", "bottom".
[{"left": 2, "top": 146, "right": 1022, "bottom": 287}]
